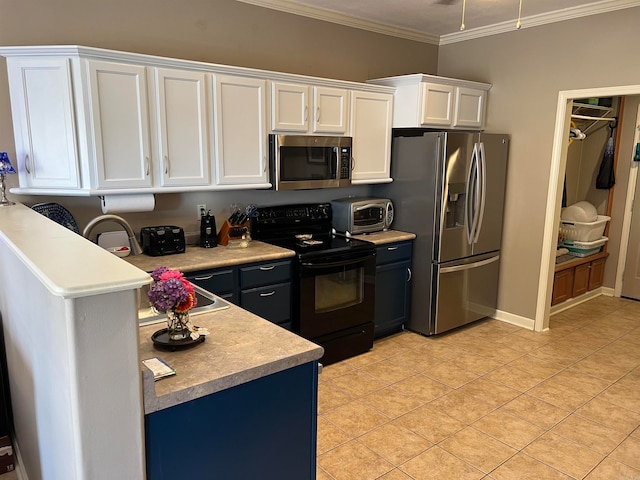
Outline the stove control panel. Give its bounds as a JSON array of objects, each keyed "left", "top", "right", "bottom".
[{"left": 251, "top": 203, "right": 333, "bottom": 239}]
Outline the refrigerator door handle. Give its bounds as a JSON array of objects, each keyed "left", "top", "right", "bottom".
[
  {"left": 465, "top": 143, "right": 479, "bottom": 245},
  {"left": 473, "top": 142, "right": 488, "bottom": 244},
  {"left": 439, "top": 254, "right": 500, "bottom": 274}
]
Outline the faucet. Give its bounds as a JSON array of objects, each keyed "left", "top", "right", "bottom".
[{"left": 82, "top": 214, "right": 144, "bottom": 256}]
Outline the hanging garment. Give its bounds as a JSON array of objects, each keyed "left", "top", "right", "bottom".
[{"left": 596, "top": 136, "right": 615, "bottom": 189}]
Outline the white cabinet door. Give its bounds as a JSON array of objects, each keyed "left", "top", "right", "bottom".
[
  {"left": 270, "top": 82, "right": 309, "bottom": 132},
  {"left": 419, "top": 82, "right": 455, "bottom": 127},
  {"left": 213, "top": 75, "right": 268, "bottom": 185},
  {"left": 6, "top": 57, "right": 81, "bottom": 189},
  {"left": 313, "top": 86, "right": 348, "bottom": 134},
  {"left": 153, "top": 68, "right": 210, "bottom": 186},
  {"left": 453, "top": 87, "right": 486, "bottom": 129},
  {"left": 87, "top": 60, "right": 152, "bottom": 189},
  {"left": 350, "top": 91, "right": 393, "bottom": 184}
]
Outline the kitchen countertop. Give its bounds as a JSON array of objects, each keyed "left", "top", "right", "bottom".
[
  {"left": 139, "top": 304, "right": 323, "bottom": 414},
  {"left": 353, "top": 230, "right": 416, "bottom": 245},
  {"left": 124, "top": 240, "right": 295, "bottom": 273},
  {"left": 125, "top": 231, "right": 415, "bottom": 273}
]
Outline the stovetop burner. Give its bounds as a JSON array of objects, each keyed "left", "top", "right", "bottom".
[{"left": 251, "top": 203, "right": 375, "bottom": 259}]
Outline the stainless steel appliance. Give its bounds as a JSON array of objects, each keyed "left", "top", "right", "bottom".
[
  {"left": 251, "top": 203, "right": 376, "bottom": 364},
  {"left": 331, "top": 197, "right": 394, "bottom": 236},
  {"left": 269, "top": 135, "right": 352, "bottom": 190},
  {"left": 375, "top": 130, "right": 509, "bottom": 335}
]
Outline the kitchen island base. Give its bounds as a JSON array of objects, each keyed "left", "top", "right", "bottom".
[{"left": 145, "top": 361, "right": 318, "bottom": 480}]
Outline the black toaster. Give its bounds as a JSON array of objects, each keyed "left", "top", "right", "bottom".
[{"left": 140, "top": 226, "right": 186, "bottom": 256}]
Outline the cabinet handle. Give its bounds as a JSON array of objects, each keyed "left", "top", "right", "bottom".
[
  {"left": 407, "top": 268, "right": 412, "bottom": 282},
  {"left": 193, "top": 274, "right": 214, "bottom": 281},
  {"left": 387, "top": 246, "right": 398, "bottom": 251},
  {"left": 259, "top": 290, "right": 276, "bottom": 297},
  {"left": 164, "top": 155, "right": 169, "bottom": 175},
  {"left": 259, "top": 265, "right": 275, "bottom": 271},
  {"left": 263, "top": 156, "right": 267, "bottom": 173},
  {"left": 24, "top": 154, "right": 31, "bottom": 174},
  {"left": 145, "top": 157, "right": 150, "bottom": 176},
  {"left": 316, "top": 107, "right": 320, "bottom": 123},
  {"left": 304, "top": 106, "right": 308, "bottom": 122}
]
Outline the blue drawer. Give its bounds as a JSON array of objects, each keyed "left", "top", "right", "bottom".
[
  {"left": 240, "top": 261, "right": 291, "bottom": 289},
  {"left": 186, "top": 268, "right": 235, "bottom": 295},
  {"left": 376, "top": 242, "right": 413, "bottom": 265},
  {"left": 241, "top": 283, "right": 291, "bottom": 325}
]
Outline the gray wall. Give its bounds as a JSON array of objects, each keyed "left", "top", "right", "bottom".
[
  {"left": 0, "top": 0, "right": 438, "bottom": 236},
  {"left": 438, "top": 7, "right": 640, "bottom": 319}
]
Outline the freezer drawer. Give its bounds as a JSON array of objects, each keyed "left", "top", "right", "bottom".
[{"left": 432, "top": 254, "right": 500, "bottom": 334}]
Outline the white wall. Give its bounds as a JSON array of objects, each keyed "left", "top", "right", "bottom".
[{"left": 438, "top": 7, "right": 640, "bottom": 320}]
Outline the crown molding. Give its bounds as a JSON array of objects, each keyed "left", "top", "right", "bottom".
[
  {"left": 440, "top": 0, "right": 640, "bottom": 44},
  {"left": 237, "top": 0, "right": 640, "bottom": 46},
  {"left": 236, "top": 0, "right": 440, "bottom": 44}
]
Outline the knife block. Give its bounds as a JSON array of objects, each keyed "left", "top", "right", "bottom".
[{"left": 217, "top": 219, "right": 251, "bottom": 246}]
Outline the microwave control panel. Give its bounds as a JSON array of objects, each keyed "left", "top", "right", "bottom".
[{"left": 340, "top": 148, "right": 351, "bottom": 180}]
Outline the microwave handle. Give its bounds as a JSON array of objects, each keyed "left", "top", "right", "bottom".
[{"left": 354, "top": 203, "right": 383, "bottom": 212}]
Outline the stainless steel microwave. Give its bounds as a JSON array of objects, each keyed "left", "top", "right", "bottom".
[{"left": 269, "top": 134, "right": 352, "bottom": 191}]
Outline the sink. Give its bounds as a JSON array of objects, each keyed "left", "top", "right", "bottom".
[{"left": 137, "top": 282, "right": 230, "bottom": 326}]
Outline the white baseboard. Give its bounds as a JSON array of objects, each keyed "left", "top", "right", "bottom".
[
  {"left": 492, "top": 308, "right": 535, "bottom": 330},
  {"left": 12, "top": 438, "right": 27, "bottom": 480}
]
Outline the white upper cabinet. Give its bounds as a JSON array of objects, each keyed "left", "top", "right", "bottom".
[
  {"left": 453, "top": 86, "right": 486, "bottom": 129},
  {"left": 0, "top": 46, "right": 394, "bottom": 195},
  {"left": 213, "top": 74, "right": 268, "bottom": 186},
  {"left": 86, "top": 60, "right": 153, "bottom": 189},
  {"left": 419, "top": 82, "right": 455, "bottom": 127},
  {"left": 151, "top": 68, "right": 210, "bottom": 186},
  {"left": 349, "top": 90, "right": 393, "bottom": 184},
  {"left": 368, "top": 74, "right": 491, "bottom": 130},
  {"left": 270, "top": 82, "right": 348, "bottom": 134},
  {"left": 5, "top": 57, "right": 81, "bottom": 189}
]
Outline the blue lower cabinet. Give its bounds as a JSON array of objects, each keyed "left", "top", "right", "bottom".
[
  {"left": 374, "top": 242, "right": 413, "bottom": 338},
  {"left": 241, "top": 282, "right": 291, "bottom": 328},
  {"left": 145, "top": 361, "right": 318, "bottom": 480}
]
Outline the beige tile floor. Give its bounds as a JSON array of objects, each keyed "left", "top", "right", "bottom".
[{"left": 316, "top": 295, "right": 640, "bottom": 480}]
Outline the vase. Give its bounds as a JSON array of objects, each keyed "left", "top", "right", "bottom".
[{"left": 166, "top": 310, "right": 191, "bottom": 341}]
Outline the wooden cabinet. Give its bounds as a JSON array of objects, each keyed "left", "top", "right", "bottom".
[
  {"left": 151, "top": 68, "right": 210, "bottom": 186},
  {"left": 349, "top": 90, "right": 393, "bottom": 184},
  {"left": 374, "top": 241, "right": 412, "bottom": 338},
  {"left": 270, "top": 82, "right": 349, "bottom": 134},
  {"left": 368, "top": 73, "right": 490, "bottom": 130},
  {"left": 551, "top": 253, "right": 608, "bottom": 306},
  {"left": 186, "top": 259, "right": 292, "bottom": 329},
  {"left": 213, "top": 74, "right": 269, "bottom": 186},
  {"left": 5, "top": 57, "right": 81, "bottom": 190}
]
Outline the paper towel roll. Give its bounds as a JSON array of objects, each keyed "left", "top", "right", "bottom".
[{"left": 101, "top": 194, "right": 155, "bottom": 214}]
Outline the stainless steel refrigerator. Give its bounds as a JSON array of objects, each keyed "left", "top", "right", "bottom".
[{"left": 375, "top": 130, "right": 509, "bottom": 335}]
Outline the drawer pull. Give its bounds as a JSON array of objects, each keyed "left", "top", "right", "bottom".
[
  {"left": 259, "top": 290, "right": 276, "bottom": 297},
  {"left": 259, "top": 265, "right": 275, "bottom": 271},
  {"left": 387, "top": 246, "right": 398, "bottom": 251},
  {"left": 407, "top": 268, "right": 412, "bottom": 282},
  {"left": 193, "top": 274, "right": 214, "bottom": 281}
]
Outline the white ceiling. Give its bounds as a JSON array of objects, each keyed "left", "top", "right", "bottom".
[{"left": 237, "top": 0, "right": 640, "bottom": 44}]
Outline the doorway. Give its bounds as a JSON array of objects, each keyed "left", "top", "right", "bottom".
[{"left": 536, "top": 85, "right": 640, "bottom": 333}]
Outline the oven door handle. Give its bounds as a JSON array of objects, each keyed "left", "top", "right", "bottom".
[{"left": 300, "top": 253, "right": 374, "bottom": 269}]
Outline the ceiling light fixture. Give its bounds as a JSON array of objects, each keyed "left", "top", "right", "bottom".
[
  {"left": 516, "top": 0, "right": 523, "bottom": 29},
  {"left": 460, "top": 0, "right": 524, "bottom": 32}
]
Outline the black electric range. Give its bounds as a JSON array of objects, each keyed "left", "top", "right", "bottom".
[{"left": 251, "top": 203, "right": 376, "bottom": 365}]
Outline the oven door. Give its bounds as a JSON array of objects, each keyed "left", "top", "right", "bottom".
[{"left": 298, "top": 250, "right": 375, "bottom": 339}]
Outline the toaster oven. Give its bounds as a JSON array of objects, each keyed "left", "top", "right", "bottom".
[{"left": 331, "top": 197, "right": 394, "bottom": 236}]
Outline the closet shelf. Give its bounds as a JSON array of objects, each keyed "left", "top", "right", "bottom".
[{"left": 571, "top": 103, "right": 615, "bottom": 134}]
